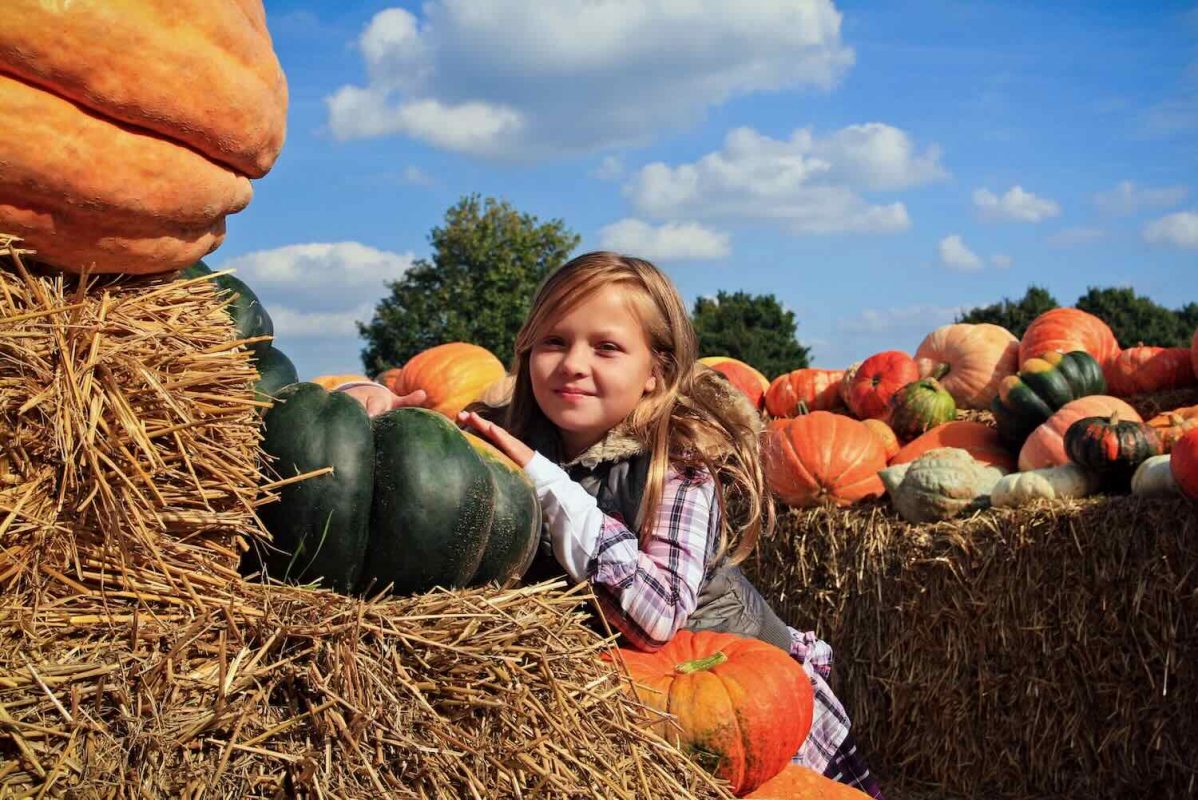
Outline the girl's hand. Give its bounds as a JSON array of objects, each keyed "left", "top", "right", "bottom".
[
  {"left": 458, "top": 410, "right": 534, "bottom": 468},
  {"left": 341, "top": 384, "right": 428, "bottom": 418}
]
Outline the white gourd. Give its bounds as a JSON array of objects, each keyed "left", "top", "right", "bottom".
[
  {"left": 1130, "top": 455, "right": 1178, "bottom": 497},
  {"left": 989, "top": 464, "right": 1098, "bottom": 508},
  {"left": 883, "top": 447, "right": 1006, "bottom": 524}
]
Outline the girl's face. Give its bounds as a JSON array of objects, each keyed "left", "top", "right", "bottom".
[{"left": 529, "top": 284, "right": 658, "bottom": 458}]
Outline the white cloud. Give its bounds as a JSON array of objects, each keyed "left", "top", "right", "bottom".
[
  {"left": 401, "top": 165, "right": 435, "bottom": 186},
  {"left": 597, "top": 219, "right": 730, "bottom": 261},
  {"left": 1047, "top": 227, "right": 1106, "bottom": 247},
  {"left": 624, "top": 124, "right": 945, "bottom": 235},
  {"left": 267, "top": 305, "right": 376, "bottom": 339},
  {"left": 592, "top": 155, "right": 625, "bottom": 182},
  {"left": 327, "top": 1, "right": 854, "bottom": 159},
  {"left": 1094, "top": 180, "right": 1188, "bottom": 215},
  {"left": 938, "top": 234, "right": 982, "bottom": 271},
  {"left": 1143, "top": 210, "right": 1198, "bottom": 249},
  {"left": 834, "top": 304, "right": 964, "bottom": 335},
  {"left": 973, "top": 185, "right": 1061, "bottom": 223},
  {"left": 990, "top": 253, "right": 1012, "bottom": 268}
]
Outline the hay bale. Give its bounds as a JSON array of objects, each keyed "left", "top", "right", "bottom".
[
  {"left": 748, "top": 497, "right": 1198, "bottom": 799},
  {"left": 0, "top": 236, "right": 729, "bottom": 798}
]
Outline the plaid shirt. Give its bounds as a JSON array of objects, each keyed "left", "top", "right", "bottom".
[{"left": 524, "top": 453, "right": 851, "bottom": 774}]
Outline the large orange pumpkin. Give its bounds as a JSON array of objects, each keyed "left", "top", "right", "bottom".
[
  {"left": 700, "top": 357, "right": 770, "bottom": 410},
  {"left": 765, "top": 368, "right": 845, "bottom": 417},
  {"left": 1171, "top": 428, "right": 1198, "bottom": 500},
  {"left": 762, "top": 413, "right": 887, "bottom": 507},
  {"left": 1018, "top": 395, "right": 1141, "bottom": 471},
  {"left": 863, "top": 418, "right": 900, "bottom": 462},
  {"left": 1148, "top": 405, "right": 1198, "bottom": 453},
  {"left": 1106, "top": 346, "right": 1197, "bottom": 396},
  {"left": 612, "top": 630, "right": 813, "bottom": 796},
  {"left": 1019, "top": 308, "right": 1120, "bottom": 370},
  {"left": 0, "top": 1, "right": 288, "bottom": 274},
  {"left": 842, "top": 351, "right": 919, "bottom": 420},
  {"left": 392, "top": 343, "right": 506, "bottom": 419},
  {"left": 745, "top": 764, "right": 873, "bottom": 799},
  {"left": 914, "top": 323, "right": 1020, "bottom": 409},
  {"left": 890, "top": 421, "right": 1016, "bottom": 473}
]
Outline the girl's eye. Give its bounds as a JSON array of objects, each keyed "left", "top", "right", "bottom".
[
  {"left": 597, "top": 342, "right": 621, "bottom": 353},
  {"left": 540, "top": 336, "right": 564, "bottom": 348}
]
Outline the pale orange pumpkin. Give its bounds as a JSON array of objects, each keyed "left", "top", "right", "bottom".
[
  {"left": 764, "top": 368, "right": 845, "bottom": 417},
  {"left": 863, "top": 418, "right": 901, "bottom": 462},
  {"left": 890, "top": 421, "right": 1016, "bottom": 473},
  {"left": 745, "top": 764, "right": 873, "bottom": 799},
  {"left": 914, "top": 323, "right": 1020, "bottom": 409},
  {"left": 1018, "top": 395, "right": 1141, "bottom": 471},
  {"left": 309, "top": 374, "right": 371, "bottom": 391},
  {"left": 762, "top": 413, "right": 888, "bottom": 507},
  {"left": 1147, "top": 405, "right": 1198, "bottom": 453},
  {"left": 1105, "top": 346, "right": 1196, "bottom": 397},
  {"left": 611, "top": 630, "right": 813, "bottom": 796},
  {"left": 392, "top": 343, "right": 506, "bottom": 419},
  {"left": 0, "top": 0, "right": 288, "bottom": 274},
  {"left": 1019, "top": 308, "right": 1120, "bottom": 370},
  {"left": 700, "top": 357, "right": 770, "bottom": 410}
]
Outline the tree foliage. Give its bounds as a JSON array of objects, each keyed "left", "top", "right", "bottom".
[
  {"left": 956, "top": 286, "right": 1059, "bottom": 338},
  {"left": 1075, "top": 287, "right": 1194, "bottom": 348},
  {"left": 359, "top": 195, "right": 579, "bottom": 374},
  {"left": 691, "top": 291, "right": 810, "bottom": 379}
]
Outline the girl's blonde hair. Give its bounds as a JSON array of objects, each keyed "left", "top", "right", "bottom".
[{"left": 506, "top": 251, "right": 773, "bottom": 565}]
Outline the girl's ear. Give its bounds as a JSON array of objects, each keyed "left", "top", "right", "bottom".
[{"left": 643, "top": 373, "right": 657, "bottom": 394}]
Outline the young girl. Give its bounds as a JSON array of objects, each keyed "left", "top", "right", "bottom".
[{"left": 342, "top": 252, "right": 884, "bottom": 797}]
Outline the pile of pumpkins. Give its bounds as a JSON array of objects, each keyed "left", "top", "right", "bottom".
[{"left": 715, "top": 308, "right": 1198, "bottom": 524}]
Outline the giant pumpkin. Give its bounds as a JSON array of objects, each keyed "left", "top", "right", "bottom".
[
  {"left": 914, "top": 322, "right": 1019, "bottom": 409},
  {"left": 762, "top": 413, "right": 887, "bottom": 507},
  {"left": 0, "top": 1, "right": 288, "bottom": 274},
  {"left": 612, "top": 631, "right": 813, "bottom": 796},
  {"left": 249, "top": 383, "right": 540, "bottom": 595},
  {"left": 1018, "top": 395, "right": 1141, "bottom": 472},
  {"left": 1019, "top": 308, "right": 1120, "bottom": 369},
  {"left": 391, "top": 343, "right": 506, "bottom": 419},
  {"left": 890, "top": 421, "right": 1016, "bottom": 473}
]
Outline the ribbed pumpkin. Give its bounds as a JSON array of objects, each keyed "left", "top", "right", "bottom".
[
  {"left": 842, "top": 351, "right": 920, "bottom": 420},
  {"left": 863, "top": 418, "right": 901, "bottom": 462},
  {"left": 249, "top": 384, "right": 540, "bottom": 595},
  {"left": 1147, "top": 406, "right": 1198, "bottom": 453},
  {"left": 0, "top": 0, "right": 288, "bottom": 274},
  {"left": 1171, "top": 428, "right": 1198, "bottom": 499},
  {"left": 914, "top": 323, "right": 1020, "bottom": 409},
  {"left": 310, "top": 374, "right": 371, "bottom": 391},
  {"left": 745, "top": 764, "right": 872, "bottom": 799},
  {"left": 762, "top": 413, "right": 887, "bottom": 507},
  {"left": 612, "top": 631, "right": 813, "bottom": 796},
  {"left": 990, "top": 350, "right": 1107, "bottom": 448},
  {"left": 890, "top": 421, "right": 1016, "bottom": 473},
  {"left": 886, "top": 378, "right": 957, "bottom": 441},
  {"left": 1019, "top": 308, "right": 1120, "bottom": 369},
  {"left": 764, "top": 368, "right": 845, "bottom": 417},
  {"left": 1105, "top": 346, "right": 1197, "bottom": 396},
  {"left": 700, "top": 357, "right": 770, "bottom": 410},
  {"left": 391, "top": 342, "right": 506, "bottom": 419},
  {"left": 1064, "top": 414, "right": 1161, "bottom": 488},
  {"left": 1018, "top": 396, "right": 1141, "bottom": 472}
]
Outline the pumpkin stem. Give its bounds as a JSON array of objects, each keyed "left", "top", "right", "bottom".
[
  {"left": 675, "top": 651, "right": 729, "bottom": 674},
  {"left": 795, "top": 400, "right": 810, "bottom": 416},
  {"left": 931, "top": 362, "right": 951, "bottom": 380}
]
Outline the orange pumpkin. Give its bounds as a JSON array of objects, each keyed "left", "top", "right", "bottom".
[
  {"left": 1192, "top": 328, "right": 1198, "bottom": 380},
  {"left": 375, "top": 367, "right": 404, "bottom": 394},
  {"left": 1171, "top": 428, "right": 1198, "bottom": 499},
  {"left": 700, "top": 357, "right": 770, "bottom": 410},
  {"left": 392, "top": 342, "right": 506, "bottom": 419},
  {"left": 1018, "top": 396, "right": 1141, "bottom": 471},
  {"left": 765, "top": 368, "right": 845, "bottom": 417},
  {"left": 744, "top": 764, "right": 873, "bottom": 799},
  {"left": 1148, "top": 405, "right": 1198, "bottom": 453},
  {"left": 762, "top": 413, "right": 888, "bottom": 507},
  {"left": 1106, "top": 346, "right": 1197, "bottom": 397},
  {"left": 1019, "top": 308, "right": 1120, "bottom": 370},
  {"left": 890, "top": 421, "right": 1016, "bottom": 473},
  {"left": 863, "top": 418, "right": 901, "bottom": 462},
  {"left": 612, "top": 630, "right": 813, "bottom": 796},
  {"left": 842, "top": 351, "right": 920, "bottom": 420},
  {"left": 914, "top": 323, "right": 1020, "bottom": 409},
  {"left": 0, "top": 1, "right": 288, "bottom": 274},
  {"left": 310, "top": 373, "right": 370, "bottom": 391}
]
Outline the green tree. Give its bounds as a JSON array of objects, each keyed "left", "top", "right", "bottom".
[
  {"left": 691, "top": 291, "right": 810, "bottom": 378},
  {"left": 956, "top": 285, "right": 1059, "bottom": 337},
  {"left": 359, "top": 195, "right": 579, "bottom": 373},
  {"left": 1075, "top": 287, "right": 1193, "bottom": 348}
]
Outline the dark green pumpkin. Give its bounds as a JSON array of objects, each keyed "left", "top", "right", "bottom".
[
  {"left": 250, "top": 384, "right": 540, "bottom": 596},
  {"left": 1064, "top": 414, "right": 1161, "bottom": 488},
  {"left": 991, "top": 350, "right": 1107, "bottom": 447},
  {"left": 253, "top": 345, "right": 299, "bottom": 403}
]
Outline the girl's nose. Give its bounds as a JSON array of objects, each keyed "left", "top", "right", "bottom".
[{"left": 559, "top": 344, "right": 589, "bottom": 376}]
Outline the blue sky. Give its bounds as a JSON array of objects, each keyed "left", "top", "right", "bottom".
[{"left": 218, "top": 1, "right": 1198, "bottom": 380}]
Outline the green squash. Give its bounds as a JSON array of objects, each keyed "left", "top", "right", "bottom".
[
  {"left": 250, "top": 385, "right": 541, "bottom": 596},
  {"left": 253, "top": 345, "right": 299, "bottom": 403},
  {"left": 1064, "top": 414, "right": 1161, "bottom": 490},
  {"left": 887, "top": 377, "right": 956, "bottom": 441},
  {"left": 991, "top": 350, "right": 1106, "bottom": 448}
]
